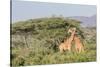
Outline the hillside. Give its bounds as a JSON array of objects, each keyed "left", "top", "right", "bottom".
[
  {"left": 12, "top": 17, "right": 81, "bottom": 34},
  {"left": 11, "top": 17, "right": 96, "bottom": 66},
  {"left": 68, "top": 15, "right": 96, "bottom": 27}
]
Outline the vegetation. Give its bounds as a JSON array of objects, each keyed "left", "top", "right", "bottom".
[{"left": 11, "top": 17, "right": 96, "bottom": 66}]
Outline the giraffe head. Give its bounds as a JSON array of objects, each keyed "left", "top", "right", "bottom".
[{"left": 68, "top": 27, "right": 76, "bottom": 34}]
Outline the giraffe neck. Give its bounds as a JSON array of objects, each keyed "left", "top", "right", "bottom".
[
  {"left": 70, "top": 30, "right": 76, "bottom": 41},
  {"left": 68, "top": 31, "right": 75, "bottom": 43},
  {"left": 65, "top": 30, "right": 76, "bottom": 44}
]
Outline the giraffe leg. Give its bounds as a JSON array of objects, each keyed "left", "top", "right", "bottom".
[
  {"left": 60, "top": 48, "right": 64, "bottom": 53},
  {"left": 67, "top": 46, "right": 71, "bottom": 53},
  {"left": 81, "top": 46, "right": 84, "bottom": 52},
  {"left": 74, "top": 44, "right": 78, "bottom": 53},
  {"left": 76, "top": 46, "right": 80, "bottom": 53},
  {"left": 79, "top": 48, "right": 81, "bottom": 53},
  {"left": 59, "top": 45, "right": 64, "bottom": 53}
]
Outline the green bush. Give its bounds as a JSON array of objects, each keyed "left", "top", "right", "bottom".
[{"left": 11, "top": 17, "right": 96, "bottom": 66}]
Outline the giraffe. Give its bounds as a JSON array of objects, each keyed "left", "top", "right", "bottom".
[
  {"left": 59, "top": 27, "right": 76, "bottom": 53},
  {"left": 73, "top": 34, "right": 84, "bottom": 53}
]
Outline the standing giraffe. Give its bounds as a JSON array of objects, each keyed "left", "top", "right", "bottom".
[
  {"left": 59, "top": 27, "right": 76, "bottom": 53},
  {"left": 73, "top": 34, "right": 84, "bottom": 53}
]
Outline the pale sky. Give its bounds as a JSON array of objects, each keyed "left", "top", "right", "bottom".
[{"left": 12, "top": 0, "right": 97, "bottom": 22}]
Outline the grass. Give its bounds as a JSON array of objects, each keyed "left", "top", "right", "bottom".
[{"left": 11, "top": 34, "right": 96, "bottom": 66}]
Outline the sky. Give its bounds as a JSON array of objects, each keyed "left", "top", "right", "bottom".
[{"left": 12, "top": 0, "right": 97, "bottom": 22}]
